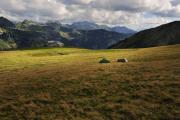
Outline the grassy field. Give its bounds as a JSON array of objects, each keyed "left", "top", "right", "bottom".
[{"left": 0, "top": 45, "right": 180, "bottom": 120}]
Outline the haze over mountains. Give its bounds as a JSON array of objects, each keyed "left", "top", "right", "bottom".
[{"left": 0, "top": 17, "right": 133, "bottom": 50}]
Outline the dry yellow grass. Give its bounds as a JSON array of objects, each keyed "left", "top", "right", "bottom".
[{"left": 0, "top": 45, "right": 180, "bottom": 120}]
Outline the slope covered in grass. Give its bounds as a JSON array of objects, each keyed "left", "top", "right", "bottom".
[
  {"left": 111, "top": 21, "right": 180, "bottom": 48},
  {"left": 0, "top": 45, "right": 180, "bottom": 120}
]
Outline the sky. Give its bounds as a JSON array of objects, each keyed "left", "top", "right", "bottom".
[{"left": 0, "top": 0, "right": 180, "bottom": 30}]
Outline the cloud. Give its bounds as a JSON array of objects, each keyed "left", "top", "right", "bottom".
[
  {"left": 171, "top": 0, "right": 180, "bottom": 5},
  {"left": 0, "top": 0, "right": 179, "bottom": 29}
]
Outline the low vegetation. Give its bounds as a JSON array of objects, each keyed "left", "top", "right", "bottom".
[{"left": 0, "top": 45, "right": 180, "bottom": 120}]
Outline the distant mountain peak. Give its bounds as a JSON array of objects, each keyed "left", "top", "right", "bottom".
[
  {"left": 0, "top": 16, "right": 6, "bottom": 19},
  {"left": 46, "top": 21, "right": 62, "bottom": 26},
  {"left": 22, "top": 19, "right": 38, "bottom": 26},
  {"left": 66, "top": 21, "right": 136, "bottom": 34},
  {"left": 69, "top": 21, "right": 99, "bottom": 30},
  {"left": 0, "top": 16, "right": 15, "bottom": 28},
  {"left": 73, "top": 21, "right": 95, "bottom": 24},
  {"left": 111, "top": 26, "right": 136, "bottom": 34}
]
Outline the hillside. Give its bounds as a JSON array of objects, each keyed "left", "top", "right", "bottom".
[
  {"left": 111, "top": 21, "right": 180, "bottom": 48},
  {"left": 67, "top": 29, "right": 129, "bottom": 49},
  {"left": 0, "top": 45, "right": 179, "bottom": 120}
]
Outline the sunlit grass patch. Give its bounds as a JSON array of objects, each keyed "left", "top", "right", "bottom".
[{"left": 0, "top": 44, "right": 180, "bottom": 119}]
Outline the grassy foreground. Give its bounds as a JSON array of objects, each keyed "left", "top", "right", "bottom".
[{"left": 0, "top": 45, "right": 180, "bottom": 120}]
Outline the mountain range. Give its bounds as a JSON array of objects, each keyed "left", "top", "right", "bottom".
[
  {"left": 110, "top": 21, "right": 180, "bottom": 48},
  {"left": 0, "top": 17, "right": 132, "bottom": 50},
  {"left": 65, "top": 21, "right": 136, "bottom": 34},
  {"left": 0, "top": 16, "right": 179, "bottom": 51}
]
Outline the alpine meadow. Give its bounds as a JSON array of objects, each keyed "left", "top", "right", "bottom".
[{"left": 0, "top": 0, "right": 180, "bottom": 120}]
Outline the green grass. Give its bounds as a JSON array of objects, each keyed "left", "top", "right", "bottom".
[{"left": 0, "top": 45, "right": 180, "bottom": 120}]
